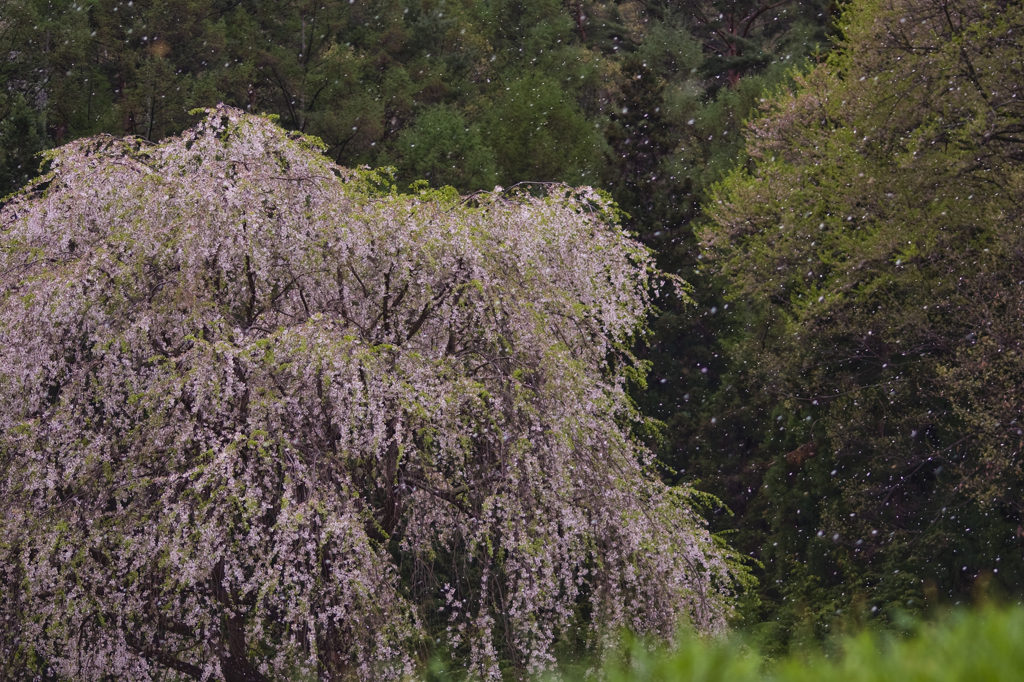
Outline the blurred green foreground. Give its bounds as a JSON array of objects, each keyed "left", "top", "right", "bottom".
[
  {"left": 431, "top": 606, "right": 1024, "bottom": 682},
  {"left": 605, "top": 607, "right": 1024, "bottom": 682}
]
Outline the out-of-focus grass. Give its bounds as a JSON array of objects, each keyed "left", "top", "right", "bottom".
[
  {"left": 773, "top": 606, "right": 1024, "bottom": 682},
  {"left": 565, "top": 606, "right": 1024, "bottom": 682},
  {"left": 597, "top": 633, "right": 761, "bottom": 682}
]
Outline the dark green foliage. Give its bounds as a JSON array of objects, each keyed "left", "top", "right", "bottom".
[
  {"left": 641, "top": 0, "right": 832, "bottom": 94},
  {"left": 0, "top": 0, "right": 831, "bottom": 197},
  {"left": 699, "top": 0, "right": 1024, "bottom": 653},
  {"left": 605, "top": 57, "right": 676, "bottom": 226},
  {"left": 484, "top": 75, "right": 601, "bottom": 186},
  {"left": 0, "top": 96, "right": 46, "bottom": 198},
  {"left": 384, "top": 104, "right": 497, "bottom": 190},
  {"left": 484, "top": 0, "right": 572, "bottom": 58}
]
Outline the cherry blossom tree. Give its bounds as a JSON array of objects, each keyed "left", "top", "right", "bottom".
[{"left": 0, "top": 105, "right": 741, "bottom": 681}]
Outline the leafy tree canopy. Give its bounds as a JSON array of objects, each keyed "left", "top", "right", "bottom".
[{"left": 700, "top": 0, "right": 1024, "bottom": 648}]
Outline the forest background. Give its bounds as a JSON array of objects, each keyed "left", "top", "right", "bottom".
[{"left": 2, "top": 0, "right": 1021, "bottom": 659}]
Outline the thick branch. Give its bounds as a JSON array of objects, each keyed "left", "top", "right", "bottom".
[{"left": 124, "top": 631, "right": 204, "bottom": 680}]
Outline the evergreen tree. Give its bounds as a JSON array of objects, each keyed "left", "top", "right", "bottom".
[{"left": 0, "top": 96, "right": 46, "bottom": 197}]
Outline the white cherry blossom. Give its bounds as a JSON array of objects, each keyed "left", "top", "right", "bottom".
[{"left": 0, "top": 106, "right": 738, "bottom": 681}]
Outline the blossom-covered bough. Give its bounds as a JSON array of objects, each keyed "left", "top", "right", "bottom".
[{"left": 0, "top": 106, "right": 740, "bottom": 681}]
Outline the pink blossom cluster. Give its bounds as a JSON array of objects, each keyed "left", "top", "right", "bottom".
[{"left": 0, "top": 106, "right": 739, "bottom": 680}]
